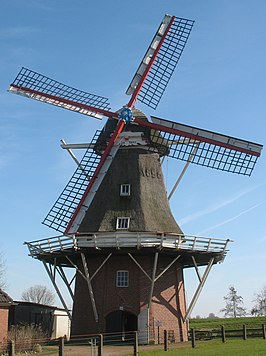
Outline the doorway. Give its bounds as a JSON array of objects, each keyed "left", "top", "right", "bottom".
[{"left": 106, "top": 310, "right": 137, "bottom": 341}]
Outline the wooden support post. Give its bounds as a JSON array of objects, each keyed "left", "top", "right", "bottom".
[
  {"left": 191, "top": 328, "right": 195, "bottom": 348},
  {"left": 185, "top": 258, "right": 214, "bottom": 320},
  {"left": 98, "top": 334, "right": 103, "bottom": 356},
  {"left": 243, "top": 324, "right": 247, "bottom": 340},
  {"left": 164, "top": 330, "right": 168, "bottom": 351},
  {"left": 221, "top": 325, "right": 226, "bottom": 343},
  {"left": 148, "top": 252, "right": 159, "bottom": 308},
  {"left": 262, "top": 324, "right": 266, "bottom": 339},
  {"left": 168, "top": 143, "right": 199, "bottom": 201},
  {"left": 81, "top": 252, "right": 99, "bottom": 322},
  {"left": 42, "top": 262, "right": 72, "bottom": 320},
  {"left": 133, "top": 331, "right": 139, "bottom": 356},
  {"left": 158, "top": 326, "right": 160, "bottom": 344},
  {"left": 8, "top": 340, "right": 15, "bottom": 356},
  {"left": 59, "top": 337, "right": 64, "bottom": 356}
]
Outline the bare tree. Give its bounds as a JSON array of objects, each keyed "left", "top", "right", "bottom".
[
  {"left": 251, "top": 286, "right": 266, "bottom": 316},
  {"left": 21, "top": 285, "right": 55, "bottom": 305},
  {"left": 0, "top": 252, "right": 6, "bottom": 290},
  {"left": 220, "top": 286, "right": 246, "bottom": 318}
]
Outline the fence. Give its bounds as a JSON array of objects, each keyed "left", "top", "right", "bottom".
[
  {"left": 190, "top": 324, "right": 266, "bottom": 348},
  {"left": 1, "top": 329, "right": 179, "bottom": 356},
  {"left": 2, "top": 325, "right": 266, "bottom": 355},
  {"left": 3, "top": 331, "right": 139, "bottom": 356}
]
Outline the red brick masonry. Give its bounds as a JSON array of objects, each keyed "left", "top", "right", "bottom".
[
  {"left": 0, "top": 289, "right": 13, "bottom": 351},
  {"left": 71, "top": 253, "right": 188, "bottom": 342}
]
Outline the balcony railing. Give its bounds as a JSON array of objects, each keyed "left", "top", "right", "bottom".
[{"left": 25, "top": 232, "right": 231, "bottom": 258}]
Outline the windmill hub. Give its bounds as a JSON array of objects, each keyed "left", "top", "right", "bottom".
[{"left": 119, "top": 106, "right": 133, "bottom": 123}]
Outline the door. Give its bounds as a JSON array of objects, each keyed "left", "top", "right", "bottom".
[{"left": 106, "top": 310, "right": 137, "bottom": 342}]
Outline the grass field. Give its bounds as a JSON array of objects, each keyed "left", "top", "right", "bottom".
[
  {"left": 38, "top": 339, "right": 266, "bottom": 356},
  {"left": 136, "top": 339, "right": 266, "bottom": 356},
  {"left": 189, "top": 316, "right": 266, "bottom": 330}
]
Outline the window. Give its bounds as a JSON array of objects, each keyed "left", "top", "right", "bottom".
[
  {"left": 116, "top": 270, "right": 129, "bottom": 287},
  {"left": 116, "top": 217, "right": 130, "bottom": 229},
  {"left": 120, "top": 184, "right": 131, "bottom": 196}
]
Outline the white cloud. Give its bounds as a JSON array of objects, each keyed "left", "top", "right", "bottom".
[
  {"left": 197, "top": 202, "right": 264, "bottom": 235},
  {"left": 179, "top": 183, "right": 265, "bottom": 226}
]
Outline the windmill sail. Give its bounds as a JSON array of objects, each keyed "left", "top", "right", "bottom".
[
  {"left": 42, "top": 131, "right": 102, "bottom": 232},
  {"left": 9, "top": 67, "right": 113, "bottom": 119},
  {"left": 127, "top": 15, "right": 194, "bottom": 109},
  {"left": 145, "top": 116, "right": 262, "bottom": 175}
]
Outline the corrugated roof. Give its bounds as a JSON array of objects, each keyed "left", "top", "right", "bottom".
[{"left": 0, "top": 289, "right": 13, "bottom": 304}]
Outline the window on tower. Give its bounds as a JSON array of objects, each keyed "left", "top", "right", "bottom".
[
  {"left": 120, "top": 184, "right": 131, "bottom": 196},
  {"left": 116, "top": 270, "right": 129, "bottom": 287},
  {"left": 116, "top": 217, "right": 130, "bottom": 229}
]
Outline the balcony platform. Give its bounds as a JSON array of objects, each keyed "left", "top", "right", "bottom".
[{"left": 25, "top": 231, "right": 231, "bottom": 268}]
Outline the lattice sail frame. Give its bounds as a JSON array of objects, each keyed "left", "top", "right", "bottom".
[
  {"left": 9, "top": 67, "right": 112, "bottom": 119},
  {"left": 127, "top": 15, "right": 194, "bottom": 109},
  {"left": 143, "top": 116, "right": 262, "bottom": 176},
  {"left": 43, "top": 131, "right": 101, "bottom": 232}
]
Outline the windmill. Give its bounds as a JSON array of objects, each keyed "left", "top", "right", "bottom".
[{"left": 9, "top": 14, "right": 262, "bottom": 343}]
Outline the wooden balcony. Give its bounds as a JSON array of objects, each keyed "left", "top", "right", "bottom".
[{"left": 25, "top": 232, "right": 231, "bottom": 267}]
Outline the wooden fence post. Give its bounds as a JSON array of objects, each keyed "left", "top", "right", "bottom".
[
  {"left": 98, "top": 334, "right": 103, "bottom": 356},
  {"left": 262, "top": 324, "right": 266, "bottom": 339},
  {"left": 133, "top": 331, "right": 139, "bottom": 356},
  {"left": 243, "top": 324, "right": 247, "bottom": 340},
  {"left": 191, "top": 328, "right": 195, "bottom": 348},
  {"left": 8, "top": 340, "right": 15, "bottom": 356},
  {"left": 164, "top": 330, "right": 168, "bottom": 351},
  {"left": 221, "top": 325, "right": 226, "bottom": 343},
  {"left": 59, "top": 336, "right": 64, "bottom": 356}
]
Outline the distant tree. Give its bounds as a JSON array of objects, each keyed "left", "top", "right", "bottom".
[
  {"left": 21, "top": 285, "right": 55, "bottom": 305},
  {"left": 195, "top": 315, "right": 201, "bottom": 319},
  {"left": 207, "top": 313, "right": 218, "bottom": 319},
  {"left": 220, "top": 286, "right": 246, "bottom": 318},
  {"left": 0, "top": 252, "right": 6, "bottom": 290},
  {"left": 251, "top": 286, "right": 266, "bottom": 316}
]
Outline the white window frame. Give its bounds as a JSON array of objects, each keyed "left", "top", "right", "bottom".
[
  {"left": 120, "top": 184, "right": 131, "bottom": 196},
  {"left": 116, "top": 217, "right": 130, "bottom": 229},
  {"left": 116, "top": 270, "right": 129, "bottom": 287}
]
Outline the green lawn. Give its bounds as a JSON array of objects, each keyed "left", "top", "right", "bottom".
[
  {"left": 137, "top": 339, "right": 266, "bottom": 356},
  {"left": 189, "top": 316, "right": 266, "bottom": 330}
]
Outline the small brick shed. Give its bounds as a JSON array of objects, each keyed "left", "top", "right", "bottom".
[{"left": 0, "top": 289, "right": 13, "bottom": 351}]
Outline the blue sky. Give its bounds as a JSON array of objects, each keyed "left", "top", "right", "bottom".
[{"left": 0, "top": 0, "right": 265, "bottom": 317}]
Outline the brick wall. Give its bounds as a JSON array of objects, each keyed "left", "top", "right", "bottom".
[
  {"left": 0, "top": 306, "right": 9, "bottom": 351},
  {"left": 71, "top": 252, "right": 188, "bottom": 342}
]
